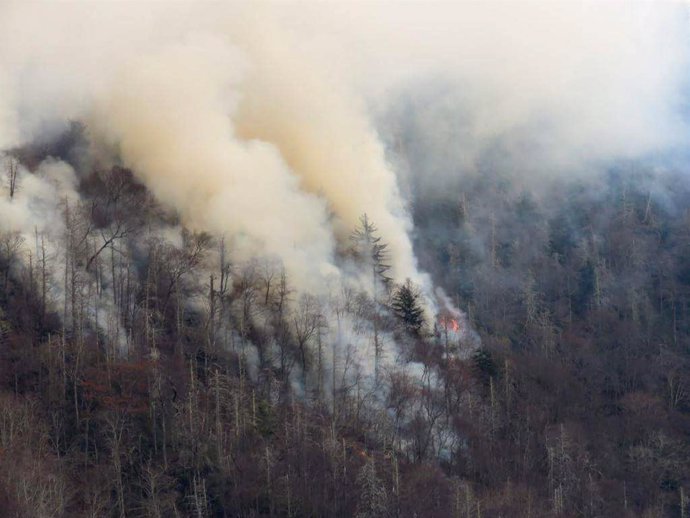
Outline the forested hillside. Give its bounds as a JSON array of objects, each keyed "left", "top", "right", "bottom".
[
  {"left": 411, "top": 165, "right": 690, "bottom": 517},
  {"left": 1, "top": 138, "right": 690, "bottom": 517},
  {"left": 3, "top": 2, "right": 690, "bottom": 517}
]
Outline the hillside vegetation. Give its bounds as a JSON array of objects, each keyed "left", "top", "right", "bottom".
[{"left": 1, "top": 146, "right": 690, "bottom": 517}]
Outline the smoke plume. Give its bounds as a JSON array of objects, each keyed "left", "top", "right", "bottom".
[{"left": 1, "top": 1, "right": 689, "bottom": 302}]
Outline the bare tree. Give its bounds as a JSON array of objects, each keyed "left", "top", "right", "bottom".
[
  {"left": 258, "top": 256, "right": 281, "bottom": 306},
  {"left": 292, "top": 294, "right": 321, "bottom": 391},
  {"left": 356, "top": 458, "right": 389, "bottom": 518},
  {"left": 0, "top": 231, "right": 24, "bottom": 289},
  {"left": 137, "top": 461, "right": 177, "bottom": 518},
  {"left": 5, "top": 156, "right": 18, "bottom": 199},
  {"left": 272, "top": 268, "right": 296, "bottom": 383},
  {"left": 0, "top": 395, "right": 67, "bottom": 517},
  {"left": 104, "top": 411, "right": 130, "bottom": 518},
  {"left": 84, "top": 167, "right": 149, "bottom": 272}
]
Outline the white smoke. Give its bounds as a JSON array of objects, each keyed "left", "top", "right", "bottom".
[
  {"left": 91, "top": 35, "right": 340, "bottom": 292},
  {"left": 0, "top": 156, "right": 77, "bottom": 321},
  {"left": 0, "top": 1, "right": 689, "bottom": 305}
]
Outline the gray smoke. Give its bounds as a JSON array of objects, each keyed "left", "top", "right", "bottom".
[{"left": 1, "top": 1, "right": 688, "bottom": 306}]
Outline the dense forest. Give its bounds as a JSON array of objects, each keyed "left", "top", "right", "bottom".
[
  {"left": 3, "top": 1, "right": 690, "bottom": 516},
  {"left": 1, "top": 128, "right": 690, "bottom": 518}
]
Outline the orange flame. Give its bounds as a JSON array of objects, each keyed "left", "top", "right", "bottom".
[{"left": 439, "top": 316, "right": 460, "bottom": 333}]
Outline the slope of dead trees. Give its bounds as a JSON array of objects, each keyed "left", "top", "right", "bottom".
[{"left": 0, "top": 154, "right": 690, "bottom": 517}]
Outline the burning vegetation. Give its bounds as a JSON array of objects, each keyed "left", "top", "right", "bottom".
[{"left": 0, "top": 1, "right": 689, "bottom": 517}]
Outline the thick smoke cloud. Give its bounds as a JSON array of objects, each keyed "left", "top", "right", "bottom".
[
  {"left": 232, "top": 22, "right": 421, "bottom": 286},
  {"left": 91, "top": 36, "right": 339, "bottom": 292},
  {"left": 1, "top": 1, "right": 689, "bottom": 299},
  {"left": 321, "top": 2, "right": 690, "bottom": 174},
  {"left": 0, "top": 1, "right": 429, "bottom": 296}
]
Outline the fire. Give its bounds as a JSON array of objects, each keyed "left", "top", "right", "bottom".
[
  {"left": 439, "top": 316, "right": 460, "bottom": 333},
  {"left": 435, "top": 288, "right": 466, "bottom": 336}
]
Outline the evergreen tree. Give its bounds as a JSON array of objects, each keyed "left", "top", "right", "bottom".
[
  {"left": 351, "top": 214, "right": 392, "bottom": 382},
  {"left": 391, "top": 279, "right": 425, "bottom": 335},
  {"left": 350, "top": 214, "right": 392, "bottom": 295}
]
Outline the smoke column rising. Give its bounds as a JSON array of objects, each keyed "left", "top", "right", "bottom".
[
  {"left": 1, "top": 1, "right": 689, "bottom": 303},
  {"left": 91, "top": 35, "right": 340, "bottom": 292}
]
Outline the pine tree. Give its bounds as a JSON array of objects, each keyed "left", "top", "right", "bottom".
[
  {"left": 391, "top": 279, "right": 425, "bottom": 335},
  {"left": 350, "top": 214, "right": 392, "bottom": 295},
  {"left": 351, "top": 214, "right": 392, "bottom": 382}
]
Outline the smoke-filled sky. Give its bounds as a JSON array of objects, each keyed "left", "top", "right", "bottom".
[{"left": 1, "top": 0, "right": 689, "bottom": 296}]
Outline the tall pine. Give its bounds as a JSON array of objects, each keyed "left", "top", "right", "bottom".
[
  {"left": 351, "top": 214, "right": 391, "bottom": 382},
  {"left": 391, "top": 279, "right": 425, "bottom": 335}
]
